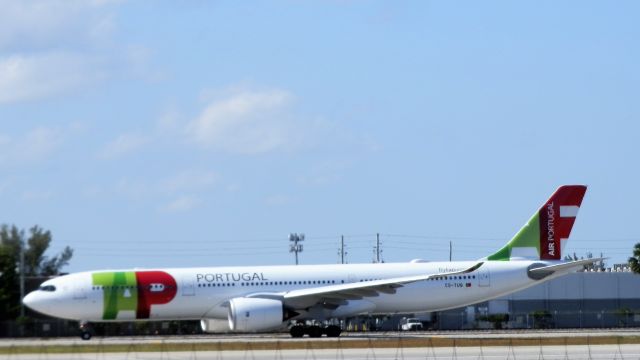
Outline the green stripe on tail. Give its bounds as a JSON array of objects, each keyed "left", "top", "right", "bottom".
[{"left": 487, "top": 213, "right": 540, "bottom": 261}]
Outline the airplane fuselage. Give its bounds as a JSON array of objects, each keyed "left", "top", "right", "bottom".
[
  {"left": 22, "top": 185, "right": 589, "bottom": 339},
  {"left": 26, "top": 260, "right": 555, "bottom": 323}
]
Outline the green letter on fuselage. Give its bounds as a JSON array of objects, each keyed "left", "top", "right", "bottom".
[{"left": 92, "top": 272, "right": 138, "bottom": 320}]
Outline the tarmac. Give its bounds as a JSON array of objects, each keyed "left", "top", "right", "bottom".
[{"left": 2, "top": 328, "right": 640, "bottom": 346}]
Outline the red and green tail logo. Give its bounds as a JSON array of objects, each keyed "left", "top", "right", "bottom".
[
  {"left": 487, "top": 185, "right": 587, "bottom": 261},
  {"left": 92, "top": 271, "right": 177, "bottom": 320}
]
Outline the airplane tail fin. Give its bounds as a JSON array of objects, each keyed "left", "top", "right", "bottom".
[{"left": 486, "top": 185, "right": 587, "bottom": 261}]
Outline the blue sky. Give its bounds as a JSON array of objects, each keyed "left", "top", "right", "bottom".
[{"left": 1, "top": 1, "right": 638, "bottom": 272}]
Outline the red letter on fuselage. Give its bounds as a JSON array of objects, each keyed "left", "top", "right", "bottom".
[{"left": 135, "top": 271, "right": 177, "bottom": 319}]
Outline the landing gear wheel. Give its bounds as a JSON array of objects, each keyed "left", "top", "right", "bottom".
[
  {"left": 307, "top": 325, "right": 323, "bottom": 338},
  {"left": 79, "top": 321, "right": 93, "bottom": 340},
  {"left": 289, "top": 325, "right": 305, "bottom": 338},
  {"left": 325, "top": 325, "right": 341, "bottom": 337}
]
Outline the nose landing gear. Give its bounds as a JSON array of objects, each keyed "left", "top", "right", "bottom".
[{"left": 79, "top": 321, "right": 93, "bottom": 340}]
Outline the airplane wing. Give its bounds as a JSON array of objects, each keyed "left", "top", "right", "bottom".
[{"left": 276, "top": 262, "right": 484, "bottom": 309}]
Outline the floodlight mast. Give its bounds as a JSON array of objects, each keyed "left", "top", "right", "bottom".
[{"left": 289, "top": 233, "right": 304, "bottom": 265}]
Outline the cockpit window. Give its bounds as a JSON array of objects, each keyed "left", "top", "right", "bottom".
[{"left": 39, "top": 285, "right": 56, "bottom": 292}]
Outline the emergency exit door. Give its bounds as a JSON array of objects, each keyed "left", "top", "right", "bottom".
[{"left": 478, "top": 269, "right": 490, "bottom": 287}]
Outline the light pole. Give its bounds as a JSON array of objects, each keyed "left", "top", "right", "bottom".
[
  {"left": 289, "top": 233, "right": 304, "bottom": 265},
  {"left": 19, "top": 247, "right": 25, "bottom": 318},
  {"left": 338, "top": 235, "right": 347, "bottom": 264},
  {"left": 373, "top": 233, "right": 383, "bottom": 263}
]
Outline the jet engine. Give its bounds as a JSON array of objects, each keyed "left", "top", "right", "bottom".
[
  {"left": 200, "top": 318, "right": 231, "bottom": 333},
  {"left": 227, "top": 297, "right": 286, "bottom": 332}
]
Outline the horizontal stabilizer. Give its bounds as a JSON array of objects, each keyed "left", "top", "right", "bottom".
[{"left": 528, "top": 258, "right": 605, "bottom": 279}]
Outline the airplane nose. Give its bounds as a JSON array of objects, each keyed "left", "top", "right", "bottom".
[
  {"left": 22, "top": 292, "right": 35, "bottom": 308},
  {"left": 23, "top": 291, "right": 50, "bottom": 315}
]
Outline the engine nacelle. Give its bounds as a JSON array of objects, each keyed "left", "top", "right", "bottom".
[
  {"left": 200, "top": 318, "right": 232, "bottom": 333},
  {"left": 228, "top": 297, "right": 284, "bottom": 332}
]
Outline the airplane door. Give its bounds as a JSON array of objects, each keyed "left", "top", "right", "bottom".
[
  {"left": 182, "top": 277, "right": 195, "bottom": 296},
  {"left": 478, "top": 269, "right": 490, "bottom": 287}
]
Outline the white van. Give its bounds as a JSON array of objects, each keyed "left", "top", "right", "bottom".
[{"left": 400, "top": 318, "right": 423, "bottom": 331}]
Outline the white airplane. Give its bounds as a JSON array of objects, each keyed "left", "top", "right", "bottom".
[{"left": 24, "top": 185, "right": 597, "bottom": 340}]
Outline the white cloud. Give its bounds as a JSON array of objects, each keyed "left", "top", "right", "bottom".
[
  {"left": 114, "top": 177, "right": 150, "bottom": 199},
  {"left": 186, "top": 89, "right": 377, "bottom": 157},
  {"left": 21, "top": 127, "right": 63, "bottom": 160},
  {"left": 81, "top": 184, "right": 105, "bottom": 199},
  {"left": 297, "top": 160, "right": 349, "bottom": 186},
  {"left": 0, "top": 177, "right": 13, "bottom": 196},
  {"left": 21, "top": 189, "right": 53, "bottom": 201},
  {"left": 157, "top": 110, "right": 181, "bottom": 131},
  {"left": 87, "top": 10, "right": 117, "bottom": 42},
  {"left": 0, "top": 52, "right": 101, "bottom": 104},
  {"left": 155, "top": 108, "right": 184, "bottom": 139},
  {"left": 159, "top": 170, "right": 217, "bottom": 193},
  {"left": 0, "top": 126, "right": 64, "bottom": 163},
  {"left": 108, "top": 169, "right": 218, "bottom": 203},
  {"left": 0, "top": 0, "right": 119, "bottom": 51},
  {"left": 0, "top": 1, "right": 138, "bottom": 104},
  {"left": 265, "top": 194, "right": 293, "bottom": 206},
  {"left": 99, "top": 108, "right": 185, "bottom": 160},
  {"left": 186, "top": 89, "right": 296, "bottom": 154},
  {"left": 160, "top": 195, "right": 202, "bottom": 213},
  {"left": 125, "top": 44, "right": 166, "bottom": 82},
  {"left": 0, "top": 133, "right": 10, "bottom": 146},
  {"left": 99, "top": 133, "right": 150, "bottom": 159}
]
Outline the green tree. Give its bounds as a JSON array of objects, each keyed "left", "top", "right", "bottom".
[
  {"left": 0, "top": 243, "right": 19, "bottom": 320},
  {"left": 0, "top": 224, "right": 73, "bottom": 320},
  {"left": 22, "top": 226, "right": 73, "bottom": 276},
  {"left": 629, "top": 242, "right": 640, "bottom": 274}
]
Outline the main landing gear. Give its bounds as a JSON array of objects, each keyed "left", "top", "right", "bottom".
[
  {"left": 289, "top": 324, "right": 341, "bottom": 338},
  {"left": 79, "top": 321, "right": 93, "bottom": 340}
]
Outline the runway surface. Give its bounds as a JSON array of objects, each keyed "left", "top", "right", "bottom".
[
  {"left": 3, "top": 344, "right": 640, "bottom": 360},
  {"left": 3, "top": 328, "right": 640, "bottom": 347}
]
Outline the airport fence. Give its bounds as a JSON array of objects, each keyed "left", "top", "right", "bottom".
[{"left": 0, "top": 333, "right": 638, "bottom": 359}]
